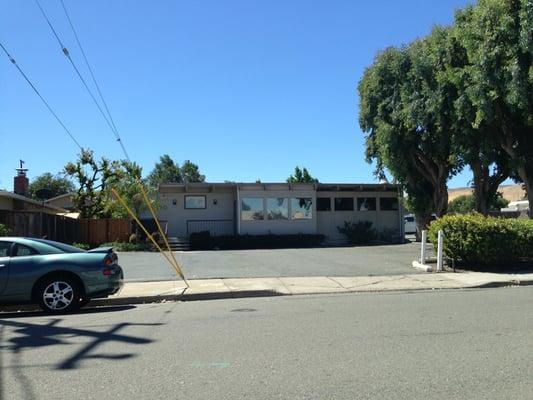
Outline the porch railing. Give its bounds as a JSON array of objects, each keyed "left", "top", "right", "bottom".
[{"left": 186, "top": 219, "right": 234, "bottom": 236}]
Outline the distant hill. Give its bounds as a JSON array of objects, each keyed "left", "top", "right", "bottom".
[{"left": 448, "top": 184, "right": 526, "bottom": 203}]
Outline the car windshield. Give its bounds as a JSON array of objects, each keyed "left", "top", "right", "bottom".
[{"left": 30, "top": 239, "right": 86, "bottom": 253}]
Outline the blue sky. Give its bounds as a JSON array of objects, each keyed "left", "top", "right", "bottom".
[{"left": 1, "top": 0, "right": 476, "bottom": 190}]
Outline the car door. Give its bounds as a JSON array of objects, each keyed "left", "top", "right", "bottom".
[
  {"left": 2, "top": 243, "right": 40, "bottom": 299},
  {"left": 0, "top": 241, "right": 13, "bottom": 295}
]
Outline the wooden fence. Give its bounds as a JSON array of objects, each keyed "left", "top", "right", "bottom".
[
  {"left": 79, "top": 218, "right": 131, "bottom": 245},
  {"left": 0, "top": 211, "right": 131, "bottom": 245}
]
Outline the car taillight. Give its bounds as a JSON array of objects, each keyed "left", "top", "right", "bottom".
[
  {"left": 104, "top": 256, "right": 114, "bottom": 266},
  {"left": 103, "top": 268, "right": 112, "bottom": 276}
]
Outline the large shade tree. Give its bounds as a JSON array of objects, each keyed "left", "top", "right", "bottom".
[
  {"left": 359, "top": 27, "right": 463, "bottom": 231},
  {"left": 28, "top": 173, "right": 75, "bottom": 200},
  {"left": 455, "top": 0, "right": 533, "bottom": 216},
  {"left": 147, "top": 155, "right": 205, "bottom": 187},
  {"left": 287, "top": 166, "right": 319, "bottom": 183}
]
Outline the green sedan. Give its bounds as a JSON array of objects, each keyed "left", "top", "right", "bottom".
[{"left": 0, "top": 237, "right": 123, "bottom": 313}]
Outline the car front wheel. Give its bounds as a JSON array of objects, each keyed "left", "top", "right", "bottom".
[{"left": 38, "top": 277, "right": 81, "bottom": 314}]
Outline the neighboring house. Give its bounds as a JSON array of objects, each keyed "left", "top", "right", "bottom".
[
  {"left": 157, "top": 182, "right": 403, "bottom": 244},
  {"left": 45, "top": 193, "right": 75, "bottom": 211},
  {"left": 1, "top": 166, "right": 69, "bottom": 215},
  {"left": 0, "top": 190, "right": 68, "bottom": 214}
]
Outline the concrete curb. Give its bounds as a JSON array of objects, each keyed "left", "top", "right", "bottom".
[
  {"left": 2, "top": 274, "right": 533, "bottom": 313},
  {"left": 88, "top": 289, "right": 282, "bottom": 306},
  {"left": 88, "top": 277, "right": 533, "bottom": 306}
]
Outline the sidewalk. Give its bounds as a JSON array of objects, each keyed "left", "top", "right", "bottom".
[{"left": 90, "top": 272, "right": 533, "bottom": 306}]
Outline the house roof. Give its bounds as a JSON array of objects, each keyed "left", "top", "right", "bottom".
[
  {"left": 0, "top": 190, "right": 69, "bottom": 213},
  {"left": 45, "top": 192, "right": 74, "bottom": 202},
  {"left": 159, "top": 182, "right": 400, "bottom": 192}
]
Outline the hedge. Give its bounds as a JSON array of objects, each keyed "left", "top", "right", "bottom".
[
  {"left": 190, "top": 232, "right": 325, "bottom": 250},
  {"left": 428, "top": 214, "right": 533, "bottom": 266}
]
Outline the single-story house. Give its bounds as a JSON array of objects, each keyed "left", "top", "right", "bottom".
[
  {"left": 45, "top": 193, "right": 76, "bottom": 211},
  {"left": 156, "top": 182, "right": 404, "bottom": 244},
  {"left": 0, "top": 190, "right": 68, "bottom": 215}
]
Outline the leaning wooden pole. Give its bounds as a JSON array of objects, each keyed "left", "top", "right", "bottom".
[
  {"left": 111, "top": 188, "right": 188, "bottom": 287},
  {"left": 136, "top": 179, "right": 186, "bottom": 282}
]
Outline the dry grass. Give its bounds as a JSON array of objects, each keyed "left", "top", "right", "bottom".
[{"left": 448, "top": 184, "right": 526, "bottom": 202}]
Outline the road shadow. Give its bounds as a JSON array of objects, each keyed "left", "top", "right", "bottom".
[
  {"left": 0, "top": 317, "right": 161, "bottom": 370},
  {"left": 0, "top": 305, "right": 136, "bottom": 319}
]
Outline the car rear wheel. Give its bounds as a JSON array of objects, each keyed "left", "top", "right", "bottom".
[{"left": 37, "top": 277, "right": 81, "bottom": 314}]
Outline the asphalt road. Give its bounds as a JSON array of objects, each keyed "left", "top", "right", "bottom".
[
  {"left": 118, "top": 241, "right": 421, "bottom": 281},
  {"left": 1, "top": 287, "right": 532, "bottom": 400}
]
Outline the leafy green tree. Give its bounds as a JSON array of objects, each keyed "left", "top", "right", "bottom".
[
  {"left": 28, "top": 173, "right": 75, "bottom": 200},
  {"left": 105, "top": 161, "right": 158, "bottom": 219},
  {"left": 287, "top": 166, "right": 319, "bottom": 183},
  {"left": 147, "top": 155, "right": 205, "bottom": 187},
  {"left": 448, "top": 194, "right": 509, "bottom": 214},
  {"left": 181, "top": 160, "right": 205, "bottom": 183},
  {"left": 455, "top": 0, "right": 533, "bottom": 217},
  {"left": 64, "top": 149, "right": 123, "bottom": 218},
  {"left": 147, "top": 155, "right": 182, "bottom": 187},
  {"left": 359, "top": 27, "right": 463, "bottom": 231}
]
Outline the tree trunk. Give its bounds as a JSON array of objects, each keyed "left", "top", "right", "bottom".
[
  {"left": 516, "top": 166, "right": 533, "bottom": 219},
  {"left": 434, "top": 171, "right": 448, "bottom": 217},
  {"left": 471, "top": 161, "right": 489, "bottom": 216},
  {"left": 414, "top": 212, "right": 432, "bottom": 242}
]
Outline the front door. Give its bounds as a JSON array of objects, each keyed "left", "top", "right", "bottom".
[{"left": 0, "top": 241, "right": 12, "bottom": 295}]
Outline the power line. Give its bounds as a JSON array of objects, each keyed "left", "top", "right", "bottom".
[
  {"left": 59, "top": 0, "right": 130, "bottom": 161},
  {"left": 0, "top": 41, "right": 83, "bottom": 150},
  {"left": 35, "top": 0, "right": 130, "bottom": 161}
]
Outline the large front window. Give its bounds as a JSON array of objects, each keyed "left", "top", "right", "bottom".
[
  {"left": 185, "top": 195, "right": 206, "bottom": 209},
  {"left": 291, "top": 198, "right": 312, "bottom": 220},
  {"left": 266, "top": 198, "right": 288, "bottom": 220},
  {"left": 241, "top": 198, "right": 264, "bottom": 220}
]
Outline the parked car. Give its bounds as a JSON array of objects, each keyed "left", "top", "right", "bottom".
[
  {"left": 404, "top": 214, "right": 438, "bottom": 236},
  {"left": 0, "top": 237, "right": 123, "bottom": 313},
  {"left": 404, "top": 214, "right": 416, "bottom": 234}
]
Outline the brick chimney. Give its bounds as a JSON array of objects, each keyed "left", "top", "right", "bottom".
[{"left": 14, "top": 160, "right": 29, "bottom": 197}]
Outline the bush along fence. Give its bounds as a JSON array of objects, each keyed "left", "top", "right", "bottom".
[
  {"left": 428, "top": 214, "right": 533, "bottom": 267},
  {"left": 190, "top": 232, "right": 325, "bottom": 250}
]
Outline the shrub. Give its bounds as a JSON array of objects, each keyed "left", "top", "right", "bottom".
[
  {"left": 73, "top": 242, "right": 90, "bottom": 250},
  {"left": 189, "top": 232, "right": 324, "bottom": 250},
  {"left": 337, "top": 221, "right": 377, "bottom": 245},
  {"left": 0, "top": 223, "right": 10, "bottom": 236},
  {"left": 100, "top": 241, "right": 153, "bottom": 252},
  {"left": 428, "top": 214, "right": 533, "bottom": 266}
]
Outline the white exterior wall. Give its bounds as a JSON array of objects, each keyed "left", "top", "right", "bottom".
[
  {"left": 238, "top": 186, "right": 317, "bottom": 235},
  {"left": 316, "top": 191, "right": 401, "bottom": 244},
  {"left": 157, "top": 188, "right": 235, "bottom": 237}
]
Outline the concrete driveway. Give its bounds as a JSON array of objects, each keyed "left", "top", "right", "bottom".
[{"left": 118, "top": 242, "right": 421, "bottom": 281}]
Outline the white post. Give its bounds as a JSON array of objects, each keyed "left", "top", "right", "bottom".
[
  {"left": 420, "top": 230, "right": 427, "bottom": 264},
  {"left": 436, "top": 230, "right": 444, "bottom": 272}
]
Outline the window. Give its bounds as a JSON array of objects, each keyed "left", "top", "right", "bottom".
[
  {"left": 13, "top": 244, "right": 38, "bottom": 257},
  {"left": 241, "top": 198, "right": 264, "bottom": 220},
  {"left": 291, "top": 198, "right": 312, "bottom": 220},
  {"left": 0, "top": 242, "right": 12, "bottom": 257},
  {"left": 357, "top": 197, "right": 376, "bottom": 211},
  {"left": 334, "top": 197, "right": 354, "bottom": 211},
  {"left": 185, "top": 195, "right": 206, "bottom": 209},
  {"left": 404, "top": 216, "right": 415, "bottom": 222},
  {"left": 317, "top": 197, "right": 331, "bottom": 211},
  {"left": 380, "top": 197, "right": 399, "bottom": 211},
  {"left": 266, "top": 198, "right": 288, "bottom": 220}
]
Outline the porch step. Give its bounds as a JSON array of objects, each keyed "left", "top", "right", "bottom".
[{"left": 163, "top": 236, "right": 190, "bottom": 251}]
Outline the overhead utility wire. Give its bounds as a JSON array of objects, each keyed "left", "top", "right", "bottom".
[
  {"left": 59, "top": 0, "right": 130, "bottom": 161},
  {"left": 34, "top": 0, "right": 130, "bottom": 161},
  {"left": 0, "top": 41, "right": 83, "bottom": 150}
]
